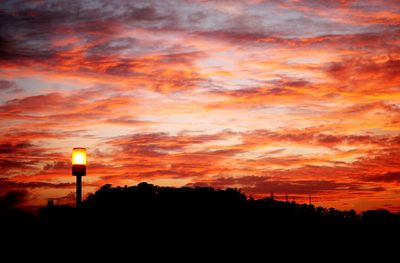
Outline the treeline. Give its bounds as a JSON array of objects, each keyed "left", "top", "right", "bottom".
[{"left": 2, "top": 182, "right": 400, "bottom": 236}]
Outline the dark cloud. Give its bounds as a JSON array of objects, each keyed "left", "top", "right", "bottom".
[
  {"left": 0, "top": 139, "right": 67, "bottom": 176},
  {"left": 0, "top": 141, "right": 34, "bottom": 154},
  {"left": 189, "top": 176, "right": 385, "bottom": 195},
  {"left": 289, "top": 0, "right": 355, "bottom": 8},
  {"left": 353, "top": 148, "right": 400, "bottom": 172},
  {"left": 0, "top": 0, "right": 398, "bottom": 68},
  {"left": 325, "top": 57, "right": 400, "bottom": 96},
  {"left": 1, "top": 130, "right": 77, "bottom": 140},
  {"left": 363, "top": 172, "right": 400, "bottom": 183},
  {"left": 110, "top": 132, "right": 228, "bottom": 154},
  {"left": 281, "top": 0, "right": 400, "bottom": 26},
  {"left": 86, "top": 37, "right": 137, "bottom": 57},
  {"left": 328, "top": 58, "right": 400, "bottom": 82},
  {"left": 214, "top": 86, "right": 294, "bottom": 98},
  {"left": 123, "top": 6, "right": 166, "bottom": 22},
  {"left": 193, "top": 30, "right": 280, "bottom": 44},
  {"left": 53, "top": 192, "right": 76, "bottom": 205},
  {"left": 99, "top": 131, "right": 243, "bottom": 181},
  {"left": 105, "top": 117, "right": 153, "bottom": 126},
  {"left": 0, "top": 1, "right": 177, "bottom": 56},
  {"left": 43, "top": 161, "right": 69, "bottom": 171},
  {"left": 0, "top": 80, "right": 20, "bottom": 92},
  {"left": 0, "top": 160, "right": 37, "bottom": 174},
  {"left": 194, "top": 29, "right": 400, "bottom": 50},
  {"left": 241, "top": 129, "right": 395, "bottom": 148},
  {"left": 0, "top": 178, "right": 74, "bottom": 190},
  {"left": 103, "top": 129, "right": 400, "bottom": 185},
  {"left": 0, "top": 93, "right": 65, "bottom": 113},
  {"left": 241, "top": 179, "right": 385, "bottom": 195},
  {"left": 0, "top": 190, "right": 28, "bottom": 209}
]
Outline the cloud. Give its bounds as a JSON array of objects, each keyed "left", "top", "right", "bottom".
[
  {"left": 0, "top": 93, "right": 66, "bottom": 113},
  {"left": 363, "top": 172, "right": 400, "bottom": 183},
  {"left": 0, "top": 140, "right": 42, "bottom": 176},
  {"left": 0, "top": 160, "right": 36, "bottom": 172},
  {"left": 0, "top": 80, "right": 20, "bottom": 93},
  {"left": 53, "top": 192, "right": 76, "bottom": 206},
  {"left": 0, "top": 137, "right": 70, "bottom": 177},
  {"left": 0, "top": 178, "right": 75, "bottom": 190},
  {"left": 105, "top": 117, "right": 154, "bottom": 126},
  {"left": 109, "top": 132, "right": 229, "bottom": 153},
  {"left": 0, "top": 190, "right": 28, "bottom": 209},
  {"left": 280, "top": 0, "right": 400, "bottom": 26},
  {"left": 240, "top": 129, "right": 398, "bottom": 148},
  {"left": 0, "top": 141, "right": 34, "bottom": 154},
  {"left": 188, "top": 175, "right": 385, "bottom": 195},
  {"left": 326, "top": 57, "right": 400, "bottom": 94},
  {"left": 0, "top": 1, "right": 204, "bottom": 93}
]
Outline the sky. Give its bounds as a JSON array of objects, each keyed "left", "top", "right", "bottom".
[{"left": 0, "top": 0, "right": 399, "bottom": 212}]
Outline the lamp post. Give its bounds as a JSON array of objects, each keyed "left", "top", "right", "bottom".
[{"left": 72, "top": 147, "right": 86, "bottom": 208}]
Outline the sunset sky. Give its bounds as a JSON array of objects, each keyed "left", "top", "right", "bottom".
[{"left": 1, "top": 0, "right": 399, "bottom": 211}]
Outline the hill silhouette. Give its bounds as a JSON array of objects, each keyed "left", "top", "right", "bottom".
[
  {"left": 2, "top": 182, "right": 400, "bottom": 253},
  {"left": 2, "top": 182, "right": 399, "bottom": 231}
]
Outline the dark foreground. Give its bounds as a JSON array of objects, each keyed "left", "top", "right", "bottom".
[{"left": 1, "top": 182, "right": 400, "bottom": 254}]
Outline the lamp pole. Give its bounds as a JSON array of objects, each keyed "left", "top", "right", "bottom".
[
  {"left": 76, "top": 174, "right": 82, "bottom": 208},
  {"left": 72, "top": 148, "right": 86, "bottom": 209}
]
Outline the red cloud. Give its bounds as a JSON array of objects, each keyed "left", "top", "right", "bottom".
[
  {"left": 326, "top": 58, "right": 400, "bottom": 93},
  {"left": 187, "top": 175, "right": 385, "bottom": 196},
  {"left": 363, "top": 172, "right": 400, "bottom": 183}
]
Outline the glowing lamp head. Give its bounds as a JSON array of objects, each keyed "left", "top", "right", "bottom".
[
  {"left": 72, "top": 147, "right": 86, "bottom": 176},
  {"left": 72, "top": 148, "right": 86, "bottom": 165}
]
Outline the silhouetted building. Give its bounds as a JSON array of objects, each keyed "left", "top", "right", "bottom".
[{"left": 47, "top": 200, "right": 54, "bottom": 207}]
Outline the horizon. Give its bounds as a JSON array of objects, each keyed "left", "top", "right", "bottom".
[
  {"left": 30, "top": 181, "right": 395, "bottom": 213},
  {"left": 0, "top": 0, "right": 399, "bottom": 212}
]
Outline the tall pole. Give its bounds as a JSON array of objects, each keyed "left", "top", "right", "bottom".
[
  {"left": 76, "top": 175, "right": 82, "bottom": 208},
  {"left": 72, "top": 147, "right": 86, "bottom": 209}
]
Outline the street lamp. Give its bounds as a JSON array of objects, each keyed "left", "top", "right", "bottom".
[{"left": 72, "top": 147, "right": 86, "bottom": 208}]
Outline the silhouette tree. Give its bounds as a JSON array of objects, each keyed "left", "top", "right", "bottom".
[{"left": 2, "top": 182, "right": 400, "bottom": 242}]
